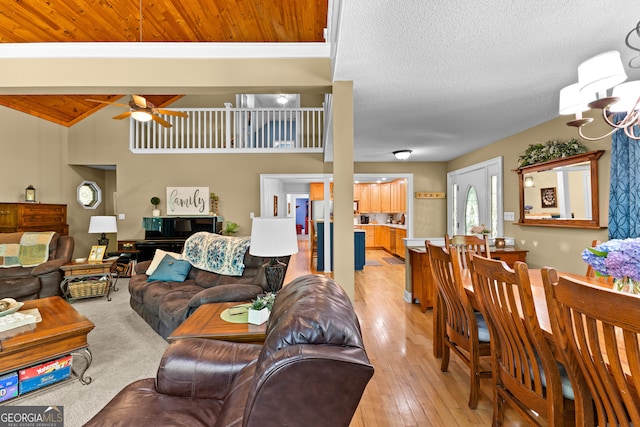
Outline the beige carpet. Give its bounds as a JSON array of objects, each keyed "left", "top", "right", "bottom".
[{"left": 8, "top": 279, "right": 169, "bottom": 426}]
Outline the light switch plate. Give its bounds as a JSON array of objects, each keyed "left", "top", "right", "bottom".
[
  {"left": 118, "top": 213, "right": 125, "bottom": 220},
  {"left": 503, "top": 212, "right": 515, "bottom": 221}
]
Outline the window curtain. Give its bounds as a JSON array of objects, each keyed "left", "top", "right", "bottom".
[{"left": 608, "top": 114, "right": 640, "bottom": 239}]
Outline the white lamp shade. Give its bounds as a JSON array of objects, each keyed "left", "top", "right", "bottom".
[
  {"left": 88, "top": 216, "right": 118, "bottom": 234},
  {"left": 578, "top": 50, "right": 627, "bottom": 98},
  {"left": 610, "top": 80, "right": 640, "bottom": 112},
  {"left": 249, "top": 217, "right": 299, "bottom": 257},
  {"left": 558, "top": 82, "right": 589, "bottom": 115}
]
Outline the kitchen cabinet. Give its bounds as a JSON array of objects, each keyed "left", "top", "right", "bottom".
[
  {"left": 353, "top": 184, "right": 362, "bottom": 202},
  {"left": 369, "top": 184, "right": 381, "bottom": 213},
  {"left": 309, "top": 183, "right": 333, "bottom": 201},
  {"left": 380, "top": 182, "right": 391, "bottom": 212},
  {"left": 374, "top": 225, "right": 383, "bottom": 247},
  {"left": 394, "top": 228, "right": 406, "bottom": 258},
  {"left": 0, "top": 203, "right": 68, "bottom": 235},
  {"left": 359, "top": 184, "right": 371, "bottom": 212},
  {"left": 390, "top": 179, "right": 407, "bottom": 212},
  {"left": 380, "top": 226, "right": 391, "bottom": 252}
]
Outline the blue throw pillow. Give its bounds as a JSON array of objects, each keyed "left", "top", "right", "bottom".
[{"left": 147, "top": 254, "right": 192, "bottom": 282}]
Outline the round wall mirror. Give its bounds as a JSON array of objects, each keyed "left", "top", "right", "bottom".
[{"left": 77, "top": 180, "right": 102, "bottom": 209}]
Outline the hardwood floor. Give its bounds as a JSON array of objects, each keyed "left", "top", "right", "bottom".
[{"left": 285, "top": 238, "right": 527, "bottom": 426}]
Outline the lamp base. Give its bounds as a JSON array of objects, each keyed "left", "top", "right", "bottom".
[
  {"left": 97, "top": 233, "right": 109, "bottom": 247},
  {"left": 265, "top": 258, "right": 287, "bottom": 293}
]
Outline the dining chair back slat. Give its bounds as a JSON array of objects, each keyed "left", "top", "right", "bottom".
[
  {"left": 470, "top": 256, "right": 576, "bottom": 426},
  {"left": 427, "top": 242, "right": 491, "bottom": 409},
  {"left": 543, "top": 269, "right": 640, "bottom": 426},
  {"left": 445, "top": 234, "right": 491, "bottom": 269}
]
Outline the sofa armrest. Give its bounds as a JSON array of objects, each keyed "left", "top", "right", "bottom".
[
  {"left": 30, "top": 258, "right": 67, "bottom": 276},
  {"left": 185, "top": 284, "right": 264, "bottom": 319},
  {"left": 156, "top": 338, "right": 262, "bottom": 399},
  {"left": 135, "top": 260, "right": 151, "bottom": 275}
]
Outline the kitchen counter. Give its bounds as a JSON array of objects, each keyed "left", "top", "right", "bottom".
[{"left": 355, "top": 223, "right": 407, "bottom": 230}]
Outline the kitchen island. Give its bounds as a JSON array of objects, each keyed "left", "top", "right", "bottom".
[{"left": 316, "top": 221, "right": 366, "bottom": 271}]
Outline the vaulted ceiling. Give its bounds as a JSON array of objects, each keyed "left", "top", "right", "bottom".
[{"left": 0, "top": 0, "right": 327, "bottom": 126}]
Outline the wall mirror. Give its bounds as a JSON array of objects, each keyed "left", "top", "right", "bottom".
[
  {"left": 77, "top": 180, "right": 102, "bottom": 209},
  {"left": 516, "top": 150, "right": 604, "bottom": 229}
]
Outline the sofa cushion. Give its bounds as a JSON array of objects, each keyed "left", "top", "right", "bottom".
[
  {"left": 146, "top": 249, "right": 183, "bottom": 275},
  {"left": 148, "top": 255, "right": 192, "bottom": 282},
  {"left": 183, "top": 232, "right": 251, "bottom": 277}
]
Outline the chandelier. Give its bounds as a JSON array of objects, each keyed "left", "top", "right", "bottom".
[{"left": 559, "top": 21, "right": 640, "bottom": 140}]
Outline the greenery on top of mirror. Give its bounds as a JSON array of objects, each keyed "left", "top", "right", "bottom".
[{"left": 517, "top": 139, "right": 588, "bottom": 168}]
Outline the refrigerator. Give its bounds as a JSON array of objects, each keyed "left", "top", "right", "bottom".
[{"left": 311, "top": 200, "right": 333, "bottom": 221}]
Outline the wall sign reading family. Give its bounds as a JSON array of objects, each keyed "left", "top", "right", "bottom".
[{"left": 166, "top": 187, "right": 209, "bottom": 215}]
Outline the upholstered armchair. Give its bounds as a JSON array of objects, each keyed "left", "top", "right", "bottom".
[{"left": 85, "top": 274, "right": 374, "bottom": 427}]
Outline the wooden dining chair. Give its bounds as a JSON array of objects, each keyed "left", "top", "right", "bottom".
[
  {"left": 309, "top": 219, "right": 317, "bottom": 269},
  {"left": 584, "top": 239, "right": 601, "bottom": 278},
  {"left": 469, "top": 255, "right": 577, "bottom": 426},
  {"left": 542, "top": 268, "right": 640, "bottom": 426},
  {"left": 445, "top": 234, "right": 491, "bottom": 269},
  {"left": 427, "top": 243, "right": 492, "bottom": 409}
]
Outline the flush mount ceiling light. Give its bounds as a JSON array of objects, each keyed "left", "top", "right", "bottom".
[
  {"left": 560, "top": 22, "right": 640, "bottom": 140},
  {"left": 393, "top": 150, "right": 412, "bottom": 160},
  {"left": 277, "top": 95, "right": 288, "bottom": 105}
]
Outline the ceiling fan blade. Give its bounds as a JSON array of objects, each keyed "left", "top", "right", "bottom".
[
  {"left": 151, "top": 114, "right": 172, "bottom": 128},
  {"left": 86, "top": 98, "right": 129, "bottom": 107},
  {"left": 132, "top": 95, "right": 147, "bottom": 108},
  {"left": 155, "top": 109, "right": 188, "bottom": 118},
  {"left": 113, "top": 111, "right": 132, "bottom": 120}
]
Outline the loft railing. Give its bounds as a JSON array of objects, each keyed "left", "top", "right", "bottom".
[{"left": 130, "top": 106, "right": 324, "bottom": 154}]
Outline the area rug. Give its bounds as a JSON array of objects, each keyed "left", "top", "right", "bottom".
[
  {"left": 13, "top": 280, "right": 169, "bottom": 427},
  {"left": 383, "top": 257, "right": 405, "bottom": 265},
  {"left": 365, "top": 260, "right": 383, "bottom": 266}
]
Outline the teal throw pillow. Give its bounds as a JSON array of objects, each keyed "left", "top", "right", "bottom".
[{"left": 147, "top": 254, "right": 192, "bottom": 282}]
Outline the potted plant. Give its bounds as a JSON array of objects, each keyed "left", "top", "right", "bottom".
[
  {"left": 222, "top": 221, "right": 240, "bottom": 235},
  {"left": 150, "top": 196, "right": 161, "bottom": 217},
  {"left": 248, "top": 292, "right": 276, "bottom": 325}
]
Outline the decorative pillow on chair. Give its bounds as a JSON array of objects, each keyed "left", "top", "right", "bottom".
[
  {"left": 147, "top": 254, "right": 192, "bottom": 282},
  {"left": 146, "top": 249, "right": 183, "bottom": 275}
]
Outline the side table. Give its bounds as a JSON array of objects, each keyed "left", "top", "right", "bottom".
[{"left": 60, "top": 259, "right": 119, "bottom": 302}]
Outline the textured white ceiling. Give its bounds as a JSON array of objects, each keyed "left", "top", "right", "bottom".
[{"left": 332, "top": 0, "right": 640, "bottom": 162}]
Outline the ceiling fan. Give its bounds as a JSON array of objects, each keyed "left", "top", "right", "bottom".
[{"left": 86, "top": 95, "right": 188, "bottom": 128}]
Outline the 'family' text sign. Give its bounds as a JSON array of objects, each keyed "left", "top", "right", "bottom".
[{"left": 166, "top": 187, "right": 209, "bottom": 215}]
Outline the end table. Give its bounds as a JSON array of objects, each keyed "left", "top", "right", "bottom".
[{"left": 60, "top": 259, "right": 119, "bottom": 302}]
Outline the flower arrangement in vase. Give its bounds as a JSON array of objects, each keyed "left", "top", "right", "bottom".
[
  {"left": 582, "top": 238, "right": 640, "bottom": 294},
  {"left": 470, "top": 224, "right": 490, "bottom": 236},
  {"left": 248, "top": 292, "right": 276, "bottom": 325}
]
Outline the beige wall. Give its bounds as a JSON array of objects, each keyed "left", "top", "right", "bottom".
[{"left": 448, "top": 112, "right": 611, "bottom": 274}]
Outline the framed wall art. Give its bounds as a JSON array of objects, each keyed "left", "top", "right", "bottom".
[
  {"left": 540, "top": 187, "right": 557, "bottom": 208},
  {"left": 166, "top": 187, "right": 209, "bottom": 215}
]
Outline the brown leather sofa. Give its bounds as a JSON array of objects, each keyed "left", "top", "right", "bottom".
[
  {"left": 0, "top": 232, "right": 73, "bottom": 301},
  {"left": 85, "top": 274, "right": 374, "bottom": 427},
  {"left": 129, "top": 252, "right": 290, "bottom": 339}
]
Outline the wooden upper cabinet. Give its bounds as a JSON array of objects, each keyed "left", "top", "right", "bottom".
[
  {"left": 390, "top": 178, "right": 407, "bottom": 212},
  {"left": 309, "top": 183, "right": 333, "bottom": 201},
  {"left": 359, "top": 184, "right": 371, "bottom": 212},
  {"left": 353, "top": 184, "right": 362, "bottom": 201},
  {"left": 370, "top": 184, "right": 381, "bottom": 212},
  {"left": 380, "top": 182, "right": 391, "bottom": 213}
]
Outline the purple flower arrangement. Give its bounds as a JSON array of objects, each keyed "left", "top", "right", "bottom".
[{"left": 582, "top": 238, "right": 640, "bottom": 281}]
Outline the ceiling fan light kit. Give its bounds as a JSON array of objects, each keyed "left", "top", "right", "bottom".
[
  {"left": 560, "top": 22, "right": 640, "bottom": 140},
  {"left": 87, "top": 95, "right": 188, "bottom": 128},
  {"left": 393, "top": 150, "right": 412, "bottom": 160}
]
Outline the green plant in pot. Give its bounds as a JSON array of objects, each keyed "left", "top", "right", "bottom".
[
  {"left": 222, "top": 221, "right": 239, "bottom": 235},
  {"left": 248, "top": 292, "right": 276, "bottom": 325},
  {"left": 150, "top": 196, "right": 161, "bottom": 217}
]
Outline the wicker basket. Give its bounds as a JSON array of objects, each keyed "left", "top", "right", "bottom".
[{"left": 68, "top": 279, "right": 108, "bottom": 299}]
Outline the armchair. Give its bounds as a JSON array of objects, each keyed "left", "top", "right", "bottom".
[{"left": 85, "top": 274, "right": 374, "bottom": 427}]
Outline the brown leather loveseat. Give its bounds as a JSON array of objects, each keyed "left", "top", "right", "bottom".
[
  {"left": 85, "top": 274, "right": 374, "bottom": 427},
  {"left": 0, "top": 232, "right": 73, "bottom": 300}
]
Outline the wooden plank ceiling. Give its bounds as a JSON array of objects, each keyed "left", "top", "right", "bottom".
[{"left": 0, "top": 0, "right": 328, "bottom": 126}]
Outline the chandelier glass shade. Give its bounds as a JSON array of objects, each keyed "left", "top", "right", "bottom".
[{"left": 560, "top": 44, "right": 640, "bottom": 140}]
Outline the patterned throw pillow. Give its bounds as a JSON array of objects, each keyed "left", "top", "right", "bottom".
[{"left": 183, "top": 232, "right": 251, "bottom": 277}]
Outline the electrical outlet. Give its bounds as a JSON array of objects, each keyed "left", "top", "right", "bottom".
[
  {"left": 250, "top": 212, "right": 254, "bottom": 219},
  {"left": 503, "top": 212, "right": 515, "bottom": 221}
]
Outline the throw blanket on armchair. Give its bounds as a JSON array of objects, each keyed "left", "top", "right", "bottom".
[
  {"left": 0, "top": 231, "right": 55, "bottom": 268},
  {"left": 182, "top": 232, "right": 251, "bottom": 276}
]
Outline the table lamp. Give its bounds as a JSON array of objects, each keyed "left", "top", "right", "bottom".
[
  {"left": 88, "top": 216, "right": 118, "bottom": 246},
  {"left": 249, "top": 217, "right": 299, "bottom": 293}
]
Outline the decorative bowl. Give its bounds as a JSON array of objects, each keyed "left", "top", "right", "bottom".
[{"left": 0, "top": 299, "right": 24, "bottom": 317}]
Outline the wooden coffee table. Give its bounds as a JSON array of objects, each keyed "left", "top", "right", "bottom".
[
  {"left": 168, "top": 302, "right": 267, "bottom": 344},
  {"left": 0, "top": 296, "right": 95, "bottom": 385}
]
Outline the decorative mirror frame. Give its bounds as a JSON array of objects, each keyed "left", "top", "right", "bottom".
[
  {"left": 77, "top": 180, "right": 102, "bottom": 209},
  {"left": 515, "top": 150, "right": 604, "bottom": 229}
]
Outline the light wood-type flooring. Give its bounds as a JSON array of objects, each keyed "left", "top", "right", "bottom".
[{"left": 285, "top": 238, "right": 528, "bottom": 426}]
